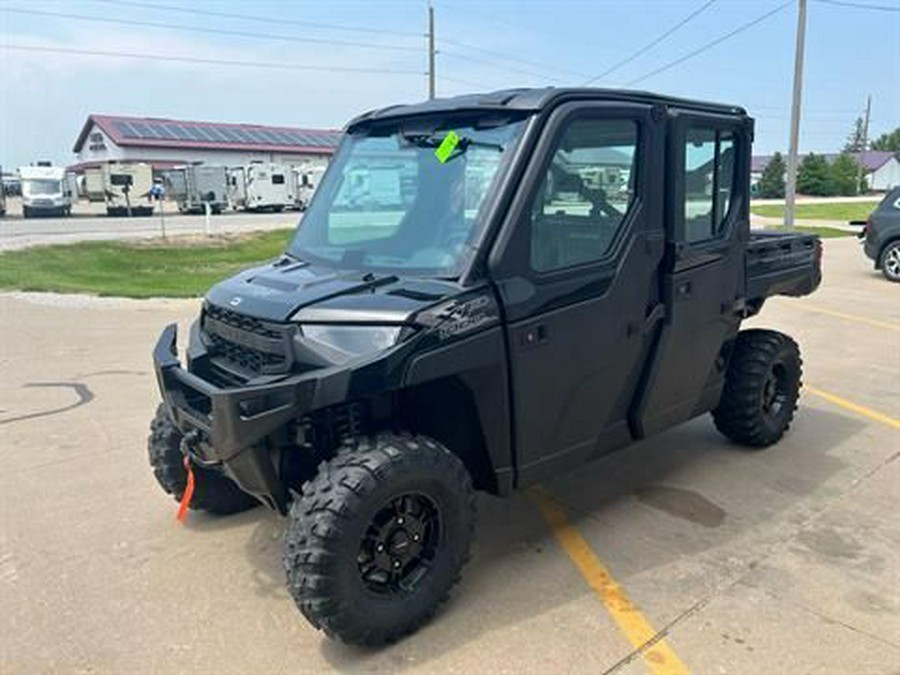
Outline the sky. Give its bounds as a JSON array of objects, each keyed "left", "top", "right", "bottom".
[{"left": 1, "top": 0, "right": 898, "bottom": 169}]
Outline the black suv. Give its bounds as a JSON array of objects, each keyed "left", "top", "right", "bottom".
[
  {"left": 149, "top": 88, "right": 822, "bottom": 645},
  {"left": 862, "top": 186, "right": 900, "bottom": 282}
]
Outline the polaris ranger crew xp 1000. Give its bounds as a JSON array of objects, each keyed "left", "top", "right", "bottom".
[{"left": 150, "top": 88, "right": 822, "bottom": 645}]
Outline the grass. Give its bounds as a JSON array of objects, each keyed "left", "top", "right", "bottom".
[
  {"left": 751, "top": 200, "right": 878, "bottom": 222},
  {"left": 0, "top": 229, "right": 294, "bottom": 298},
  {"left": 781, "top": 226, "right": 856, "bottom": 238}
]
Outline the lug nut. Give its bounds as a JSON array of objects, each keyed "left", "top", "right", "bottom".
[
  {"left": 397, "top": 517, "right": 405, "bottom": 525},
  {"left": 412, "top": 534, "right": 420, "bottom": 542},
  {"left": 393, "top": 559, "right": 401, "bottom": 569},
  {"left": 376, "top": 543, "right": 385, "bottom": 552}
]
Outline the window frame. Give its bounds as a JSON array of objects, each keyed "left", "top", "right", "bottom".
[
  {"left": 668, "top": 111, "right": 748, "bottom": 253},
  {"left": 503, "top": 105, "right": 647, "bottom": 281}
]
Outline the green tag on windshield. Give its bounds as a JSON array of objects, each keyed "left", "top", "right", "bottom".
[{"left": 434, "top": 130, "right": 460, "bottom": 163}]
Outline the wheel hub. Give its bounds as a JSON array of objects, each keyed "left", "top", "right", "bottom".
[
  {"left": 357, "top": 494, "right": 440, "bottom": 594},
  {"left": 762, "top": 365, "right": 787, "bottom": 416}
]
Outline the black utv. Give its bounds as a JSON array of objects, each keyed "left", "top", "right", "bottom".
[{"left": 150, "top": 88, "right": 822, "bottom": 645}]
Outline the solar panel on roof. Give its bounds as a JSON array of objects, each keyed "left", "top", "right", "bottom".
[{"left": 113, "top": 120, "right": 139, "bottom": 138}]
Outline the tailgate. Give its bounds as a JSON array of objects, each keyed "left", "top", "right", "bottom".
[{"left": 747, "top": 231, "right": 822, "bottom": 300}]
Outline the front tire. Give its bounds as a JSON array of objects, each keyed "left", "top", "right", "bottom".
[
  {"left": 713, "top": 329, "right": 802, "bottom": 448},
  {"left": 879, "top": 240, "right": 900, "bottom": 282},
  {"left": 148, "top": 404, "right": 259, "bottom": 514},
  {"left": 283, "top": 433, "right": 476, "bottom": 645}
]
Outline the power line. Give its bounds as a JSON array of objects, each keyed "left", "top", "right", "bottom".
[
  {"left": 439, "top": 49, "right": 557, "bottom": 82},
  {"left": 813, "top": 0, "right": 900, "bottom": 11},
  {"left": 439, "top": 37, "right": 590, "bottom": 80},
  {"left": 584, "top": 0, "right": 718, "bottom": 85},
  {"left": 2, "top": 8, "right": 422, "bottom": 53},
  {"left": 89, "top": 0, "right": 425, "bottom": 36},
  {"left": 626, "top": 0, "right": 794, "bottom": 87},
  {"left": 0, "top": 44, "right": 425, "bottom": 75}
]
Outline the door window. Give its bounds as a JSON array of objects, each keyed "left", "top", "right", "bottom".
[
  {"left": 683, "top": 128, "right": 736, "bottom": 243},
  {"left": 530, "top": 118, "right": 638, "bottom": 272}
]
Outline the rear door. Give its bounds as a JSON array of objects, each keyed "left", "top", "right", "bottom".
[
  {"left": 489, "top": 101, "right": 665, "bottom": 486},
  {"left": 634, "top": 110, "right": 750, "bottom": 437}
]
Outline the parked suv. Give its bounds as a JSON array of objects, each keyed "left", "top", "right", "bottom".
[
  {"left": 862, "top": 186, "right": 900, "bottom": 282},
  {"left": 149, "top": 88, "right": 822, "bottom": 645}
]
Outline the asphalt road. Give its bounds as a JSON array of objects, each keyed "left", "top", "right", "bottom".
[
  {"left": 0, "top": 198, "right": 297, "bottom": 251},
  {"left": 1, "top": 238, "right": 898, "bottom": 673}
]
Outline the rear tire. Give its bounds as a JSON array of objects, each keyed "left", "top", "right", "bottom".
[
  {"left": 148, "top": 404, "right": 259, "bottom": 514},
  {"left": 879, "top": 240, "right": 900, "bottom": 282},
  {"left": 712, "top": 329, "right": 802, "bottom": 448},
  {"left": 283, "top": 433, "right": 476, "bottom": 645}
]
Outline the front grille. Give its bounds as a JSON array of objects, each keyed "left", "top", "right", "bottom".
[{"left": 202, "top": 304, "right": 291, "bottom": 375}]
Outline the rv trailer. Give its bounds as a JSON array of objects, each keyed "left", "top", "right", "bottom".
[
  {"left": 167, "top": 165, "right": 229, "bottom": 214},
  {"left": 227, "top": 162, "right": 295, "bottom": 212}
]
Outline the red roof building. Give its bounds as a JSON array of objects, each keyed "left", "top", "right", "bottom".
[{"left": 72, "top": 114, "right": 342, "bottom": 171}]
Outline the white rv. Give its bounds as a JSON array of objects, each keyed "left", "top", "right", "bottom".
[
  {"left": 293, "top": 164, "right": 327, "bottom": 211},
  {"left": 85, "top": 163, "right": 154, "bottom": 216},
  {"left": 18, "top": 165, "right": 73, "bottom": 218},
  {"left": 228, "top": 162, "right": 295, "bottom": 212}
]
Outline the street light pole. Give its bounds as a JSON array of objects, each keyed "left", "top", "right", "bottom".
[
  {"left": 427, "top": 5, "right": 436, "bottom": 100},
  {"left": 785, "top": 0, "right": 807, "bottom": 228}
]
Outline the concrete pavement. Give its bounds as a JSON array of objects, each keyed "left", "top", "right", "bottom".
[{"left": 1, "top": 237, "right": 897, "bottom": 674}]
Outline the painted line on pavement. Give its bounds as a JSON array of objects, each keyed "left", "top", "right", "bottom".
[
  {"left": 530, "top": 488, "right": 690, "bottom": 675},
  {"left": 800, "top": 305, "right": 900, "bottom": 332},
  {"left": 806, "top": 385, "right": 900, "bottom": 430}
]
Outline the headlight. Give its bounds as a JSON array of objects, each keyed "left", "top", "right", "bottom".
[{"left": 300, "top": 324, "right": 402, "bottom": 360}]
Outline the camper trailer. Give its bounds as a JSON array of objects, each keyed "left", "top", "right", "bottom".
[
  {"left": 228, "top": 162, "right": 295, "bottom": 212},
  {"left": 85, "top": 163, "right": 154, "bottom": 216},
  {"left": 18, "top": 165, "right": 73, "bottom": 218},
  {"left": 293, "top": 164, "right": 327, "bottom": 211},
  {"left": 167, "top": 165, "right": 229, "bottom": 214}
]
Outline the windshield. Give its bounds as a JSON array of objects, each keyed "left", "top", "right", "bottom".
[
  {"left": 23, "top": 179, "right": 62, "bottom": 196},
  {"left": 288, "top": 116, "right": 528, "bottom": 276}
]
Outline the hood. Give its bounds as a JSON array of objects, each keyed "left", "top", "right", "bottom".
[{"left": 205, "top": 258, "right": 460, "bottom": 323}]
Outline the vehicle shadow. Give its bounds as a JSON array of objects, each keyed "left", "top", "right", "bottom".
[{"left": 227, "top": 405, "right": 867, "bottom": 671}]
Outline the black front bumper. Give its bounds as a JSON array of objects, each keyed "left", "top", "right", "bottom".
[{"left": 153, "top": 323, "right": 350, "bottom": 511}]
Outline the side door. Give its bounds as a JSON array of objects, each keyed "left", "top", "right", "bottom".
[
  {"left": 634, "top": 111, "right": 750, "bottom": 437},
  {"left": 489, "top": 102, "right": 665, "bottom": 486}
]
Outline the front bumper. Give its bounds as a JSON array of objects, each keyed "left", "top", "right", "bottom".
[{"left": 153, "top": 323, "right": 350, "bottom": 510}]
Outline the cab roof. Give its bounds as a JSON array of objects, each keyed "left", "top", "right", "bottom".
[{"left": 347, "top": 87, "right": 748, "bottom": 131}]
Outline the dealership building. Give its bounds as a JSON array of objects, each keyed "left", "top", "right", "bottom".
[{"left": 71, "top": 114, "right": 343, "bottom": 172}]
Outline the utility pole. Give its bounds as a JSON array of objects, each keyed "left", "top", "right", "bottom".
[
  {"left": 427, "top": 4, "right": 436, "bottom": 99},
  {"left": 785, "top": 0, "right": 807, "bottom": 228},
  {"left": 857, "top": 94, "right": 871, "bottom": 195}
]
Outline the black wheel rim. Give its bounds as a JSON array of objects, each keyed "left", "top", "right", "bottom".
[
  {"left": 357, "top": 493, "right": 441, "bottom": 595},
  {"left": 762, "top": 363, "right": 789, "bottom": 418}
]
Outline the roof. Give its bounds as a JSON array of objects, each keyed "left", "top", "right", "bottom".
[
  {"left": 74, "top": 115, "right": 342, "bottom": 154},
  {"left": 348, "top": 87, "right": 747, "bottom": 130},
  {"left": 752, "top": 150, "right": 897, "bottom": 173}
]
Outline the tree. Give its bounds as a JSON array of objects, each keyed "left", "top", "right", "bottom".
[
  {"left": 871, "top": 127, "right": 900, "bottom": 151},
  {"left": 844, "top": 116, "right": 866, "bottom": 152},
  {"left": 797, "top": 153, "right": 834, "bottom": 196},
  {"left": 757, "top": 152, "right": 786, "bottom": 198},
  {"left": 829, "top": 152, "right": 861, "bottom": 196}
]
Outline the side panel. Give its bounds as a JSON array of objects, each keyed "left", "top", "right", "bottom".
[{"left": 403, "top": 324, "right": 513, "bottom": 493}]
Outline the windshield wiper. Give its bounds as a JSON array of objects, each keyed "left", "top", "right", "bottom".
[{"left": 401, "top": 133, "right": 504, "bottom": 157}]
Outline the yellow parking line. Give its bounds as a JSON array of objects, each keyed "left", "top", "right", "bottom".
[
  {"left": 806, "top": 385, "right": 900, "bottom": 430},
  {"left": 800, "top": 305, "right": 900, "bottom": 332},
  {"left": 530, "top": 489, "right": 690, "bottom": 675}
]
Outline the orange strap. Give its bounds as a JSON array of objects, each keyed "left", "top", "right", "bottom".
[{"left": 176, "top": 456, "right": 195, "bottom": 522}]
